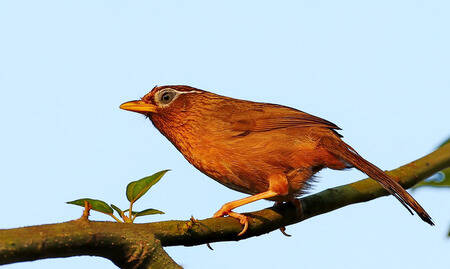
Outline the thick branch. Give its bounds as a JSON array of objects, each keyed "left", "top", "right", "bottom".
[
  {"left": 154, "top": 142, "right": 450, "bottom": 246},
  {"left": 0, "top": 218, "right": 181, "bottom": 268},
  {"left": 1, "top": 143, "right": 449, "bottom": 267}
]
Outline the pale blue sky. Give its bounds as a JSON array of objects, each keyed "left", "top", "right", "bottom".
[{"left": 1, "top": 1, "right": 449, "bottom": 268}]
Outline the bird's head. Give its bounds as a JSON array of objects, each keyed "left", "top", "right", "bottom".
[
  {"left": 120, "top": 85, "right": 205, "bottom": 116},
  {"left": 120, "top": 85, "right": 224, "bottom": 148},
  {"left": 120, "top": 85, "right": 224, "bottom": 139}
]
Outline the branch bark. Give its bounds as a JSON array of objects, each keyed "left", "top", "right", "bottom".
[
  {"left": 1, "top": 143, "right": 449, "bottom": 268},
  {"left": 0, "top": 218, "right": 181, "bottom": 269}
]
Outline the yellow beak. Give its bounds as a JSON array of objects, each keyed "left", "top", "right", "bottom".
[{"left": 119, "top": 100, "right": 157, "bottom": 113}]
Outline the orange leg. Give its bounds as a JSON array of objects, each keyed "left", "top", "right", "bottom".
[
  {"left": 213, "top": 173, "right": 289, "bottom": 235},
  {"left": 213, "top": 190, "right": 279, "bottom": 236}
]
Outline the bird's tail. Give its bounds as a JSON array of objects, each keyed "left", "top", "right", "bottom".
[{"left": 321, "top": 136, "right": 434, "bottom": 225}]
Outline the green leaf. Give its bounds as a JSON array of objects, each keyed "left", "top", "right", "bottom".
[
  {"left": 126, "top": 170, "right": 169, "bottom": 203},
  {"left": 123, "top": 208, "right": 164, "bottom": 215},
  {"left": 67, "top": 198, "right": 113, "bottom": 214},
  {"left": 110, "top": 204, "right": 123, "bottom": 216},
  {"left": 135, "top": 208, "right": 165, "bottom": 217}
]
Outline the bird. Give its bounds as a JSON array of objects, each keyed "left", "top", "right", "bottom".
[{"left": 120, "top": 85, "right": 433, "bottom": 235}]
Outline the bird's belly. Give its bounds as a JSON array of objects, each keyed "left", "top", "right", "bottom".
[
  {"left": 178, "top": 139, "right": 274, "bottom": 195},
  {"left": 188, "top": 150, "right": 271, "bottom": 195},
  {"left": 176, "top": 128, "right": 324, "bottom": 197}
]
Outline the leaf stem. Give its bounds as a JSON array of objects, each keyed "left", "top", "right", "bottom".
[
  {"left": 107, "top": 213, "right": 123, "bottom": 223},
  {"left": 129, "top": 201, "right": 134, "bottom": 220}
]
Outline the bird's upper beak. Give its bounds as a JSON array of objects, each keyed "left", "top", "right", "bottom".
[{"left": 119, "top": 100, "right": 157, "bottom": 114}]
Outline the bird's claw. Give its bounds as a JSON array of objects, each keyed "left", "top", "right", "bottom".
[
  {"left": 228, "top": 212, "right": 249, "bottom": 236},
  {"left": 279, "top": 226, "right": 291, "bottom": 237},
  {"left": 213, "top": 209, "right": 249, "bottom": 236}
]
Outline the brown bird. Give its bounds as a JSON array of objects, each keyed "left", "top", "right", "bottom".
[{"left": 120, "top": 85, "right": 433, "bottom": 235}]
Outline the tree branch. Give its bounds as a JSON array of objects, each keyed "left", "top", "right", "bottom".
[
  {"left": 1, "top": 143, "right": 449, "bottom": 267},
  {"left": 0, "top": 218, "right": 181, "bottom": 268}
]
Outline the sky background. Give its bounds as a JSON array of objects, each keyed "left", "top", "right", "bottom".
[{"left": 1, "top": 1, "right": 449, "bottom": 268}]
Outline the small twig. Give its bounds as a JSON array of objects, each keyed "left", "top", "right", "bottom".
[
  {"left": 129, "top": 201, "right": 134, "bottom": 220},
  {"left": 79, "top": 200, "right": 92, "bottom": 221}
]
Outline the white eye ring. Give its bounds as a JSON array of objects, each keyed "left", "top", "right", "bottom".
[
  {"left": 160, "top": 90, "right": 177, "bottom": 104},
  {"left": 155, "top": 89, "right": 179, "bottom": 106},
  {"left": 155, "top": 88, "right": 201, "bottom": 107}
]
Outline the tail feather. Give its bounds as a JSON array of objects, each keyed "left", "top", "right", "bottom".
[{"left": 322, "top": 137, "right": 434, "bottom": 225}]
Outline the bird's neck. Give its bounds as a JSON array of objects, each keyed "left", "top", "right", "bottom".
[{"left": 149, "top": 113, "right": 201, "bottom": 160}]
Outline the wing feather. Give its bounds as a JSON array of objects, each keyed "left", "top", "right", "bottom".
[{"left": 228, "top": 103, "right": 341, "bottom": 135}]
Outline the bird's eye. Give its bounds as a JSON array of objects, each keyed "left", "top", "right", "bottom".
[{"left": 159, "top": 91, "right": 176, "bottom": 104}]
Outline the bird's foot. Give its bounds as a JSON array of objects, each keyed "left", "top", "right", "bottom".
[
  {"left": 273, "top": 199, "right": 301, "bottom": 236},
  {"left": 213, "top": 209, "right": 249, "bottom": 236},
  {"left": 273, "top": 202, "right": 292, "bottom": 236}
]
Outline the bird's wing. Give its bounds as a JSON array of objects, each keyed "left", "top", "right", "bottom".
[{"left": 228, "top": 104, "right": 341, "bottom": 134}]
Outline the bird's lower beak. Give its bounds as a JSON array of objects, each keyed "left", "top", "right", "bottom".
[{"left": 119, "top": 100, "right": 157, "bottom": 114}]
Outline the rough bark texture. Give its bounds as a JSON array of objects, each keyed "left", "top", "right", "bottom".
[{"left": 1, "top": 143, "right": 449, "bottom": 268}]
